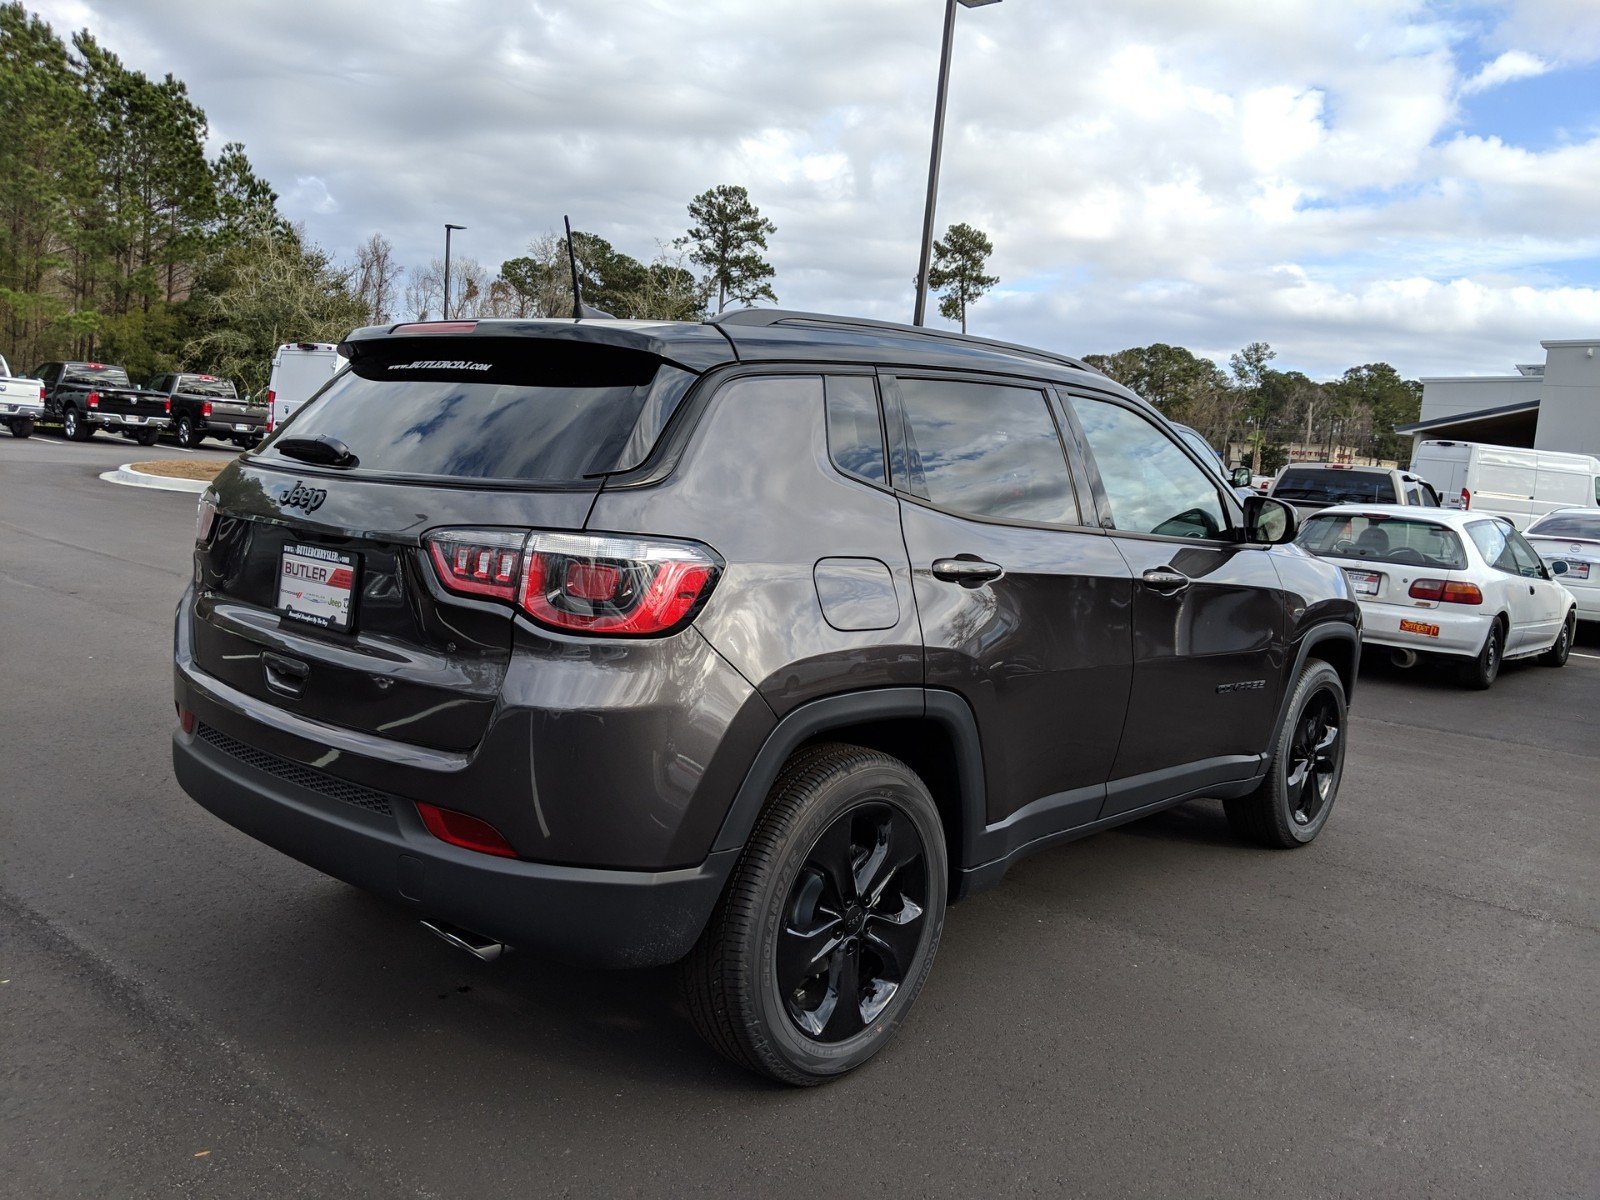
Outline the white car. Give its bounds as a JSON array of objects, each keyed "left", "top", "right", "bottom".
[
  {"left": 1524, "top": 507, "right": 1600, "bottom": 624},
  {"left": 1295, "top": 504, "right": 1577, "bottom": 688}
]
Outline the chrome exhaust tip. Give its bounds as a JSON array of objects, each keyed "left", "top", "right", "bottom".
[
  {"left": 420, "top": 919, "right": 506, "bottom": 963},
  {"left": 1390, "top": 648, "right": 1419, "bottom": 669}
]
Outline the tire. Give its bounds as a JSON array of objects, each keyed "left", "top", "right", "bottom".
[
  {"left": 1539, "top": 613, "right": 1574, "bottom": 668},
  {"left": 134, "top": 428, "right": 159, "bottom": 447},
  {"left": 1225, "top": 660, "right": 1347, "bottom": 848},
  {"left": 176, "top": 416, "right": 198, "bottom": 448},
  {"left": 62, "top": 405, "right": 92, "bottom": 441},
  {"left": 1457, "top": 620, "right": 1505, "bottom": 690},
  {"left": 8, "top": 418, "right": 32, "bottom": 438},
  {"left": 682, "top": 743, "right": 948, "bottom": 1086}
]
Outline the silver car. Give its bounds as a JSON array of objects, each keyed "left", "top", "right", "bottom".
[{"left": 1524, "top": 507, "right": 1600, "bottom": 624}]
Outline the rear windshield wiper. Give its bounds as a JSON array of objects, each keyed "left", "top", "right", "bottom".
[{"left": 275, "top": 435, "right": 359, "bottom": 469}]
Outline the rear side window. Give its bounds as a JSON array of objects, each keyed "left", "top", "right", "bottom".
[
  {"left": 824, "top": 376, "right": 887, "bottom": 487},
  {"left": 256, "top": 339, "right": 695, "bottom": 486},
  {"left": 893, "top": 378, "right": 1079, "bottom": 525},
  {"left": 1466, "top": 521, "right": 1517, "bottom": 573},
  {"left": 1298, "top": 514, "right": 1467, "bottom": 570},
  {"left": 1275, "top": 468, "right": 1395, "bottom": 504}
]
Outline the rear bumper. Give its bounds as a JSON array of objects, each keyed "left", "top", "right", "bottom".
[
  {"left": 93, "top": 412, "right": 170, "bottom": 429},
  {"left": 172, "top": 725, "right": 736, "bottom": 968},
  {"left": 1357, "top": 600, "right": 1489, "bottom": 657},
  {"left": 2, "top": 401, "right": 43, "bottom": 419}
]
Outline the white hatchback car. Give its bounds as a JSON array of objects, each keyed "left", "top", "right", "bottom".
[
  {"left": 1295, "top": 504, "right": 1577, "bottom": 688},
  {"left": 1524, "top": 508, "right": 1600, "bottom": 625}
]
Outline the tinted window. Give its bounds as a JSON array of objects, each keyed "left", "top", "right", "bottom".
[
  {"left": 1508, "top": 532, "right": 1546, "bottom": 579},
  {"left": 824, "top": 376, "right": 886, "bottom": 487},
  {"left": 1073, "top": 397, "right": 1227, "bottom": 538},
  {"left": 1298, "top": 514, "right": 1467, "bottom": 570},
  {"left": 256, "top": 339, "right": 695, "bottom": 485},
  {"left": 1274, "top": 468, "right": 1396, "bottom": 504},
  {"left": 893, "top": 378, "right": 1078, "bottom": 525},
  {"left": 177, "top": 375, "right": 238, "bottom": 398},
  {"left": 62, "top": 364, "right": 132, "bottom": 387},
  {"left": 1467, "top": 521, "right": 1517, "bottom": 572},
  {"left": 1527, "top": 512, "right": 1600, "bottom": 541}
]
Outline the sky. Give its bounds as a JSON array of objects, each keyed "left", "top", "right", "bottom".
[{"left": 25, "top": 0, "right": 1600, "bottom": 380}]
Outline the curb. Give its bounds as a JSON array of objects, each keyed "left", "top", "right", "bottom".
[{"left": 99, "top": 463, "right": 210, "bottom": 494}]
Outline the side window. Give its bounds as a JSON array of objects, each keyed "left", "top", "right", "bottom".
[
  {"left": 1508, "top": 532, "right": 1546, "bottom": 579},
  {"left": 1071, "top": 396, "right": 1228, "bottom": 539},
  {"left": 893, "top": 377, "right": 1079, "bottom": 525},
  {"left": 1467, "top": 521, "right": 1516, "bottom": 573},
  {"left": 823, "top": 376, "right": 887, "bottom": 487}
]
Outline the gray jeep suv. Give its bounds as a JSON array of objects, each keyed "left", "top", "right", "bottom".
[{"left": 171, "top": 311, "right": 1360, "bottom": 1085}]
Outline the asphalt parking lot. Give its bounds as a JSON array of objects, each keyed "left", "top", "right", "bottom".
[{"left": 2, "top": 432, "right": 1596, "bottom": 1200}]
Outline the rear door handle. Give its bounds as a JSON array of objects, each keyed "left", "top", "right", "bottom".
[
  {"left": 1142, "top": 566, "right": 1191, "bottom": 594},
  {"left": 932, "top": 558, "right": 1004, "bottom": 586}
]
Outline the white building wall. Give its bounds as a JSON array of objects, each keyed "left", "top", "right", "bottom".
[
  {"left": 1532, "top": 340, "right": 1600, "bottom": 455},
  {"left": 1417, "top": 374, "right": 1541, "bottom": 424}
]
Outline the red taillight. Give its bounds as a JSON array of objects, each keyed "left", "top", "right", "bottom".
[
  {"left": 86, "top": 391, "right": 100, "bottom": 408},
  {"left": 164, "top": 398, "right": 171, "bottom": 413},
  {"left": 415, "top": 802, "right": 517, "bottom": 858},
  {"left": 202, "top": 401, "right": 212, "bottom": 418},
  {"left": 426, "top": 530, "right": 524, "bottom": 601},
  {"left": 422, "top": 528, "right": 721, "bottom": 637},
  {"left": 1461, "top": 487, "right": 1471, "bottom": 510},
  {"left": 266, "top": 389, "right": 276, "bottom": 405},
  {"left": 1409, "top": 578, "right": 1482, "bottom": 605},
  {"left": 38, "top": 386, "right": 45, "bottom": 402}
]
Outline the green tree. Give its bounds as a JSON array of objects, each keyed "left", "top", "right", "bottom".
[
  {"left": 1331, "top": 363, "right": 1421, "bottom": 463},
  {"left": 926, "top": 221, "right": 998, "bottom": 333},
  {"left": 678, "top": 184, "right": 776, "bottom": 313}
]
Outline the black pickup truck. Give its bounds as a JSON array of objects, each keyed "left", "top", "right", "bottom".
[
  {"left": 37, "top": 362, "right": 170, "bottom": 445},
  {"left": 145, "top": 372, "right": 266, "bottom": 448}
]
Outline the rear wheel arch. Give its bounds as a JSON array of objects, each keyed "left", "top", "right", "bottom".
[{"left": 711, "top": 688, "right": 984, "bottom": 896}]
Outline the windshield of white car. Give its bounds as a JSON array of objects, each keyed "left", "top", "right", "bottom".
[
  {"left": 1296, "top": 513, "right": 1468, "bottom": 570},
  {"left": 1275, "top": 468, "right": 1396, "bottom": 504},
  {"left": 1526, "top": 513, "right": 1600, "bottom": 542}
]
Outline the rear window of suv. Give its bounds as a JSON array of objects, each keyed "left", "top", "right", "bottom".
[
  {"left": 1275, "top": 468, "right": 1396, "bottom": 504},
  {"left": 1297, "top": 513, "right": 1468, "bottom": 570},
  {"left": 255, "top": 339, "right": 695, "bottom": 486}
]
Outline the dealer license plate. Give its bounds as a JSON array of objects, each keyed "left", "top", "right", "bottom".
[
  {"left": 1343, "top": 568, "right": 1380, "bottom": 596},
  {"left": 1398, "top": 618, "right": 1440, "bottom": 638},
  {"left": 277, "top": 544, "right": 357, "bottom": 632}
]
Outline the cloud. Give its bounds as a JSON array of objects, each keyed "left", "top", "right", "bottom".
[
  {"left": 17, "top": 0, "right": 1600, "bottom": 381},
  {"left": 1460, "top": 49, "right": 1551, "bottom": 94}
]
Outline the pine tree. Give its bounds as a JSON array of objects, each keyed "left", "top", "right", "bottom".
[
  {"left": 926, "top": 222, "right": 998, "bottom": 334},
  {"left": 677, "top": 185, "right": 776, "bottom": 313}
]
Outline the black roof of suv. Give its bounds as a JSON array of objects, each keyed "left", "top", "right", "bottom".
[{"left": 173, "top": 308, "right": 1360, "bottom": 1085}]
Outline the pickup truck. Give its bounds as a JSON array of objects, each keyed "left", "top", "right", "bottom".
[
  {"left": 37, "top": 361, "right": 170, "bottom": 445},
  {"left": 145, "top": 372, "right": 266, "bottom": 449},
  {"left": 0, "top": 354, "right": 45, "bottom": 438},
  {"left": 1269, "top": 462, "right": 1442, "bottom": 516}
]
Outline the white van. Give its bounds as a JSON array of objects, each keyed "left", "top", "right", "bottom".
[
  {"left": 266, "top": 343, "right": 344, "bottom": 433},
  {"left": 1410, "top": 440, "right": 1600, "bottom": 529}
]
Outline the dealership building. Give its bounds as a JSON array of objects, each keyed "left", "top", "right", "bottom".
[{"left": 1396, "top": 337, "right": 1600, "bottom": 458}]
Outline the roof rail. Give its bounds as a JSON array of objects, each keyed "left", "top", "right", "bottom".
[{"left": 711, "top": 309, "right": 1103, "bottom": 377}]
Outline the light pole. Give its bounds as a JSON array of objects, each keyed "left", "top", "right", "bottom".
[
  {"left": 442, "top": 223, "right": 466, "bottom": 319},
  {"left": 913, "top": 0, "right": 1000, "bottom": 327}
]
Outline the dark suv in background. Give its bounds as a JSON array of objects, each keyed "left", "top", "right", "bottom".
[{"left": 172, "top": 311, "right": 1360, "bottom": 1085}]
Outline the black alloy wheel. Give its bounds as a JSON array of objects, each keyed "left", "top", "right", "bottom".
[
  {"left": 1225, "top": 660, "right": 1347, "bottom": 848},
  {"left": 777, "top": 802, "right": 929, "bottom": 1042},
  {"left": 683, "top": 744, "right": 947, "bottom": 1086}
]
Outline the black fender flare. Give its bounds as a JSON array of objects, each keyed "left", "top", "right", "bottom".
[
  {"left": 1270, "top": 623, "right": 1361, "bottom": 750},
  {"left": 709, "top": 687, "right": 987, "bottom": 866}
]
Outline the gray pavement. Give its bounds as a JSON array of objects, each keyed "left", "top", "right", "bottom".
[{"left": 2, "top": 432, "right": 1596, "bottom": 1199}]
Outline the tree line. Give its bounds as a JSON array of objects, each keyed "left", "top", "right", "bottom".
[{"left": 1083, "top": 342, "right": 1422, "bottom": 468}]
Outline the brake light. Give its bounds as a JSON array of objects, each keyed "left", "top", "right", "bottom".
[
  {"left": 86, "top": 391, "right": 99, "bottom": 408},
  {"left": 195, "top": 493, "right": 218, "bottom": 544},
  {"left": 422, "top": 528, "right": 721, "bottom": 636},
  {"left": 1461, "top": 487, "right": 1471, "bottom": 510},
  {"left": 1409, "top": 579, "right": 1482, "bottom": 605},
  {"left": 38, "top": 386, "right": 45, "bottom": 402},
  {"left": 393, "top": 321, "right": 478, "bottom": 335},
  {"left": 202, "top": 401, "right": 212, "bottom": 418},
  {"left": 164, "top": 398, "right": 171, "bottom": 413},
  {"left": 415, "top": 802, "right": 517, "bottom": 858}
]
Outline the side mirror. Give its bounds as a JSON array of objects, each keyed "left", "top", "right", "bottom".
[
  {"left": 1550, "top": 559, "right": 1569, "bottom": 576},
  {"left": 1230, "top": 465, "right": 1253, "bottom": 489},
  {"left": 1242, "top": 494, "right": 1297, "bottom": 545}
]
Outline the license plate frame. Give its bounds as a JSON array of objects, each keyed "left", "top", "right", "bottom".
[
  {"left": 277, "top": 544, "right": 359, "bottom": 633},
  {"left": 1343, "top": 568, "right": 1381, "bottom": 596},
  {"left": 1567, "top": 561, "right": 1590, "bottom": 580},
  {"left": 1398, "top": 618, "right": 1440, "bottom": 638}
]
